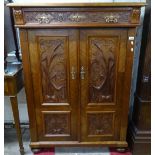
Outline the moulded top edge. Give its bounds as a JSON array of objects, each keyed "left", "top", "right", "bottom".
[{"left": 7, "top": 2, "right": 147, "bottom": 8}]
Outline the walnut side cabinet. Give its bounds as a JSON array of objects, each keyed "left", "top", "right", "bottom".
[{"left": 8, "top": 2, "right": 145, "bottom": 149}]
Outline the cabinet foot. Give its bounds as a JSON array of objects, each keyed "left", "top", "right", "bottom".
[
  {"left": 31, "top": 148, "right": 42, "bottom": 153},
  {"left": 116, "top": 147, "right": 126, "bottom": 153}
]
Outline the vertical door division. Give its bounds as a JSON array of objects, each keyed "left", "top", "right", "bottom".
[
  {"left": 28, "top": 29, "right": 79, "bottom": 141},
  {"left": 80, "top": 29, "right": 128, "bottom": 142}
]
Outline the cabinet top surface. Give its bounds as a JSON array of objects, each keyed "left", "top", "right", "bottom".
[{"left": 7, "top": 2, "right": 146, "bottom": 7}]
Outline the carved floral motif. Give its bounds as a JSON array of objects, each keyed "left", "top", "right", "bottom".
[
  {"left": 89, "top": 37, "right": 116, "bottom": 103},
  {"left": 36, "top": 13, "right": 51, "bottom": 24},
  {"left": 88, "top": 113, "right": 114, "bottom": 135},
  {"left": 44, "top": 113, "right": 70, "bottom": 135},
  {"left": 39, "top": 37, "right": 67, "bottom": 103}
]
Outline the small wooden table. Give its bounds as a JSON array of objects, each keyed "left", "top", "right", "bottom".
[{"left": 4, "top": 63, "right": 24, "bottom": 154}]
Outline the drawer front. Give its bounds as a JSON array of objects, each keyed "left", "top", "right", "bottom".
[{"left": 13, "top": 7, "right": 141, "bottom": 27}]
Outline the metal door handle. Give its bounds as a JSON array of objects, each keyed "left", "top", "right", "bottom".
[
  {"left": 71, "top": 67, "right": 76, "bottom": 80},
  {"left": 80, "top": 66, "right": 85, "bottom": 80}
]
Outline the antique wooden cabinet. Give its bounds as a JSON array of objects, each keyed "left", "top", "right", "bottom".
[{"left": 8, "top": 2, "right": 145, "bottom": 149}]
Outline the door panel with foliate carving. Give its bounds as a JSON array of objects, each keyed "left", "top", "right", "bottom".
[
  {"left": 80, "top": 29, "right": 128, "bottom": 141},
  {"left": 28, "top": 29, "right": 79, "bottom": 141}
]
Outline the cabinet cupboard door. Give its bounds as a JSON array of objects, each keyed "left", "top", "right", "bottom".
[
  {"left": 28, "top": 29, "right": 79, "bottom": 141},
  {"left": 80, "top": 29, "right": 128, "bottom": 142}
]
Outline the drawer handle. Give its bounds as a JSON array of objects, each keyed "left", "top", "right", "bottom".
[
  {"left": 38, "top": 15, "right": 50, "bottom": 24},
  {"left": 80, "top": 66, "right": 85, "bottom": 80},
  {"left": 71, "top": 67, "right": 76, "bottom": 80},
  {"left": 105, "top": 15, "right": 119, "bottom": 23},
  {"left": 69, "top": 13, "right": 86, "bottom": 22}
]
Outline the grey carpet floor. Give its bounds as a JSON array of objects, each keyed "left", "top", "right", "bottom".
[
  {"left": 4, "top": 128, "right": 33, "bottom": 155},
  {"left": 4, "top": 128, "right": 110, "bottom": 155}
]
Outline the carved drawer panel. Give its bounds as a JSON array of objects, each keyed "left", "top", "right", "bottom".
[
  {"left": 13, "top": 7, "right": 141, "bottom": 26},
  {"left": 87, "top": 112, "right": 115, "bottom": 136},
  {"left": 43, "top": 112, "right": 71, "bottom": 137}
]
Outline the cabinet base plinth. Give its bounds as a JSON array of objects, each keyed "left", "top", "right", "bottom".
[
  {"left": 31, "top": 148, "right": 42, "bottom": 154},
  {"left": 29, "top": 141, "right": 128, "bottom": 148}
]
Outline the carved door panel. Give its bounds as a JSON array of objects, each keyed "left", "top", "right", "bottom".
[
  {"left": 80, "top": 29, "right": 128, "bottom": 142},
  {"left": 28, "top": 29, "right": 79, "bottom": 141}
]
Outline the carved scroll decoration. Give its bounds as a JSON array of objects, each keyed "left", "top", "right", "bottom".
[
  {"left": 44, "top": 113, "right": 70, "bottom": 135},
  {"left": 39, "top": 37, "right": 67, "bottom": 103},
  {"left": 89, "top": 37, "right": 116, "bottom": 103},
  {"left": 131, "top": 8, "right": 140, "bottom": 23},
  {"left": 13, "top": 8, "right": 24, "bottom": 24},
  {"left": 88, "top": 113, "right": 114, "bottom": 135}
]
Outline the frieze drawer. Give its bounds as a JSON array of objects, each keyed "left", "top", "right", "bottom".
[{"left": 12, "top": 7, "right": 141, "bottom": 27}]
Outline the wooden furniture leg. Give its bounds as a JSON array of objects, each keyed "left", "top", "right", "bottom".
[{"left": 10, "top": 96, "right": 24, "bottom": 154}]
